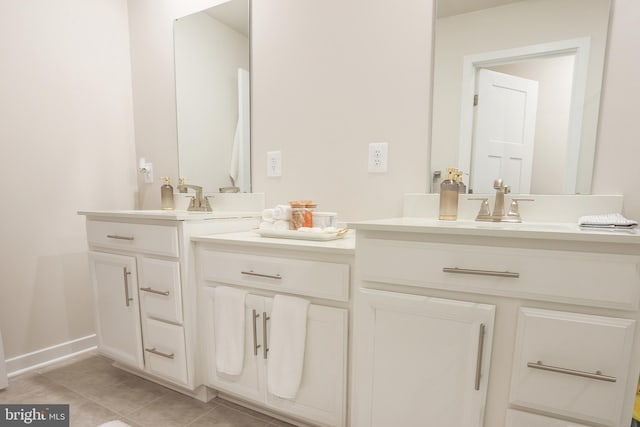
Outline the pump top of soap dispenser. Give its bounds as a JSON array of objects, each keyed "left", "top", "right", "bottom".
[{"left": 163, "top": 176, "right": 171, "bottom": 185}]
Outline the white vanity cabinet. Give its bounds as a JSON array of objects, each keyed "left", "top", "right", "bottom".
[
  {"left": 194, "top": 232, "right": 354, "bottom": 427},
  {"left": 81, "top": 211, "right": 258, "bottom": 392},
  {"left": 349, "top": 221, "right": 640, "bottom": 427},
  {"left": 352, "top": 287, "right": 495, "bottom": 427}
]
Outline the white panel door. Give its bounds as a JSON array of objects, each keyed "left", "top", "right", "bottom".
[
  {"left": 88, "top": 251, "right": 144, "bottom": 369},
  {"left": 471, "top": 68, "right": 539, "bottom": 193},
  {"left": 351, "top": 288, "right": 495, "bottom": 427},
  {"left": 205, "top": 287, "right": 267, "bottom": 404},
  {"left": 267, "top": 304, "right": 348, "bottom": 427}
]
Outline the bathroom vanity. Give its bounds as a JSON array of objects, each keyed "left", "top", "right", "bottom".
[
  {"left": 193, "top": 231, "right": 355, "bottom": 427},
  {"left": 349, "top": 214, "right": 640, "bottom": 427},
  {"left": 79, "top": 210, "right": 259, "bottom": 395}
]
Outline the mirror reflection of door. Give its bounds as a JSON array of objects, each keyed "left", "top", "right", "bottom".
[
  {"left": 467, "top": 51, "right": 576, "bottom": 194},
  {"left": 470, "top": 69, "right": 538, "bottom": 194}
]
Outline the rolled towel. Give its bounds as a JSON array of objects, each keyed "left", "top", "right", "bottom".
[
  {"left": 267, "top": 295, "right": 310, "bottom": 399},
  {"left": 259, "top": 221, "right": 275, "bottom": 230},
  {"left": 262, "top": 208, "right": 275, "bottom": 221},
  {"left": 273, "top": 204, "right": 292, "bottom": 221}
]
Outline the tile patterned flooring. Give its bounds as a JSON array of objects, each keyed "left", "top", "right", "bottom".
[{"left": 0, "top": 352, "right": 295, "bottom": 427}]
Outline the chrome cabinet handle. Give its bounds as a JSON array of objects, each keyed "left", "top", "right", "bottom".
[
  {"left": 262, "top": 312, "right": 270, "bottom": 359},
  {"left": 474, "top": 323, "right": 486, "bottom": 391},
  {"left": 443, "top": 267, "right": 520, "bottom": 279},
  {"left": 122, "top": 268, "right": 134, "bottom": 307},
  {"left": 241, "top": 270, "right": 282, "bottom": 280},
  {"left": 145, "top": 347, "right": 175, "bottom": 359},
  {"left": 140, "top": 287, "right": 170, "bottom": 296},
  {"left": 527, "top": 361, "right": 616, "bottom": 382},
  {"left": 107, "top": 234, "right": 134, "bottom": 241},
  {"left": 252, "top": 309, "right": 261, "bottom": 356}
]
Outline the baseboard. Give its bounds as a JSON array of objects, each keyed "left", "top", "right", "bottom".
[{"left": 6, "top": 334, "right": 97, "bottom": 377}]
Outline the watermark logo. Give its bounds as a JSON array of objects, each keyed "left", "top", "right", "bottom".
[{"left": 1, "top": 405, "right": 69, "bottom": 426}]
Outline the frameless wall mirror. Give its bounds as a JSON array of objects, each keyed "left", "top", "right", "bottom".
[
  {"left": 430, "top": 0, "right": 611, "bottom": 194},
  {"left": 174, "top": 0, "right": 251, "bottom": 193}
]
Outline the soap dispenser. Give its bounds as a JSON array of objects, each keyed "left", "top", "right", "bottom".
[
  {"left": 161, "top": 176, "right": 175, "bottom": 210},
  {"left": 439, "top": 168, "right": 459, "bottom": 220}
]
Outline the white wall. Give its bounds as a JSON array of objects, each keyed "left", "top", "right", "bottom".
[
  {"left": 0, "top": 0, "right": 137, "bottom": 359},
  {"left": 251, "top": 0, "right": 433, "bottom": 221}
]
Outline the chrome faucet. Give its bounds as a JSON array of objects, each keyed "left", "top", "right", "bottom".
[
  {"left": 474, "top": 178, "right": 533, "bottom": 223},
  {"left": 176, "top": 182, "right": 212, "bottom": 212}
]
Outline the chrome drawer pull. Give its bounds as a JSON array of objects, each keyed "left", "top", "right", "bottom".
[
  {"left": 107, "top": 234, "right": 135, "bottom": 241},
  {"left": 527, "top": 361, "right": 616, "bottom": 382},
  {"left": 474, "top": 323, "right": 486, "bottom": 391},
  {"left": 443, "top": 267, "right": 519, "bottom": 279},
  {"left": 140, "top": 287, "right": 170, "bottom": 296},
  {"left": 252, "top": 309, "right": 261, "bottom": 356},
  {"left": 145, "top": 347, "right": 175, "bottom": 359},
  {"left": 122, "top": 268, "right": 134, "bottom": 307},
  {"left": 241, "top": 270, "right": 282, "bottom": 280},
  {"left": 263, "top": 312, "right": 270, "bottom": 359}
]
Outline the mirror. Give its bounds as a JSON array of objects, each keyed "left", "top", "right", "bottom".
[
  {"left": 174, "top": 0, "right": 251, "bottom": 193},
  {"left": 430, "top": 0, "right": 611, "bottom": 194}
]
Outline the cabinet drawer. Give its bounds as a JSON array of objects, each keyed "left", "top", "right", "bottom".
[
  {"left": 142, "top": 318, "right": 188, "bottom": 385},
  {"left": 86, "top": 220, "right": 179, "bottom": 257},
  {"left": 200, "top": 250, "right": 349, "bottom": 302},
  {"left": 506, "top": 409, "right": 590, "bottom": 426},
  {"left": 360, "top": 238, "right": 640, "bottom": 310},
  {"left": 139, "top": 258, "right": 183, "bottom": 324},
  {"left": 509, "top": 308, "right": 635, "bottom": 427}
]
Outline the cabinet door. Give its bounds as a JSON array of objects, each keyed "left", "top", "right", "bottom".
[
  {"left": 266, "top": 304, "right": 348, "bottom": 427},
  {"left": 88, "top": 251, "right": 144, "bottom": 369},
  {"left": 351, "top": 288, "right": 495, "bottom": 427},
  {"left": 204, "top": 287, "right": 266, "bottom": 403}
]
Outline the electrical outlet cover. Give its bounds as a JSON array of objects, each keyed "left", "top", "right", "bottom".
[
  {"left": 267, "top": 151, "right": 282, "bottom": 177},
  {"left": 368, "top": 142, "right": 388, "bottom": 173}
]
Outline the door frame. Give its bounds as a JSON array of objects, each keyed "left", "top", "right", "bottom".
[{"left": 457, "top": 37, "right": 590, "bottom": 194}]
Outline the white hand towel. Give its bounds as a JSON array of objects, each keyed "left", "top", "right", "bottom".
[
  {"left": 273, "top": 220, "right": 290, "bottom": 231},
  {"left": 213, "top": 286, "right": 248, "bottom": 375},
  {"left": 267, "top": 295, "right": 310, "bottom": 399}
]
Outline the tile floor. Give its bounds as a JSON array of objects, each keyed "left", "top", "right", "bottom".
[{"left": 0, "top": 352, "right": 296, "bottom": 427}]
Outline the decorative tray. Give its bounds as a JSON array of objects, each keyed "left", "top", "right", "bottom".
[{"left": 256, "top": 228, "right": 348, "bottom": 241}]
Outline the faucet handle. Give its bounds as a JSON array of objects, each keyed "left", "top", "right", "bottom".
[
  {"left": 469, "top": 197, "right": 491, "bottom": 219},
  {"left": 508, "top": 198, "right": 534, "bottom": 219}
]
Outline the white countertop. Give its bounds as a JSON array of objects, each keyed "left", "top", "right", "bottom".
[
  {"left": 192, "top": 230, "right": 356, "bottom": 255},
  {"left": 348, "top": 217, "right": 640, "bottom": 245},
  {"left": 78, "top": 210, "right": 261, "bottom": 221}
]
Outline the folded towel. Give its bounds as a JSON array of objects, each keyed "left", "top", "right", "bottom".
[
  {"left": 578, "top": 213, "right": 638, "bottom": 229},
  {"left": 213, "top": 286, "right": 248, "bottom": 375},
  {"left": 259, "top": 220, "right": 275, "bottom": 230},
  {"left": 273, "top": 220, "right": 290, "bottom": 231},
  {"left": 267, "top": 295, "right": 310, "bottom": 399}
]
